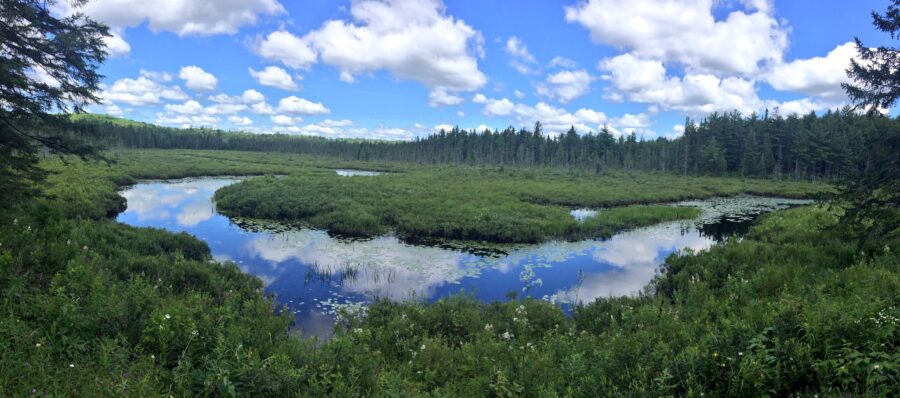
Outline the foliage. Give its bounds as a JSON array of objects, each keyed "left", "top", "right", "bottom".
[
  {"left": 0, "top": 150, "right": 894, "bottom": 396},
  {"left": 839, "top": 0, "right": 900, "bottom": 254},
  {"left": 73, "top": 109, "right": 897, "bottom": 182},
  {"left": 213, "top": 157, "right": 825, "bottom": 244},
  {"left": 843, "top": 0, "right": 900, "bottom": 111},
  {"left": 0, "top": 0, "right": 109, "bottom": 204}
]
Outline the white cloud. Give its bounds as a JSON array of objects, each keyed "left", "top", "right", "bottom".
[
  {"left": 766, "top": 41, "right": 857, "bottom": 100},
  {"left": 565, "top": 0, "right": 787, "bottom": 75},
  {"left": 251, "top": 101, "right": 276, "bottom": 115},
  {"left": 434, "top": 124, "right": 454, "bottom": 132},
  {"left": 249, "top": 66, "right": 299, "bottom": 91},
  {"left": 536, "top": 69, "right": 593, "bottom": 103},
  {"left": 256, "top": 30, "right": 317, "bottom": 70},
  {"left": 478, "top": 96, "right": 515, "bottom": 116},
  {"left": 209, "top": 93, "right": 239, "bottom": 104},
  {"left": 548, "top": 56, "right": 578, "bottom": 69},
  {"left": 179, "top": 66, "right": 217, "bottom": 91},
  {"left": 321, "top": 119, "right": 353, "bottom": 127},
  {"left": 506, "top": 36, "right": 538, "bottom": 74},
  {"left": 163, "top": 99, "right": 246, "bottom": 116},
  {"left": 428, "top": 89, "right": 464, "bottom": 107},
  {"left": 261, "top": 0, "right": 486, "bottom": 104},
  {"left": 606, "top": 113, "right": 653, "bottom": 135},
  {"left": 66, "top": 0, "right": 284, "bottom": 36},
  {"left": 104, "top": 103, "right": 124, "bottom": 116},
  {"left": 277, "top": 96, "right": 330, "bottom": 115},
  {"left": 139, "top": 70, "right": 172, "bottom": 82},
  {"left": 205, "top": 103, "right": 248, "bottom": 115},
  {"left": 165, "top": 100, "right": 204, "bottom": 115},
  {"left": 474, "top": 95, "right": 610, "bottom": 135},
  {"left": 102, "top": 76, "right": 189, "bottom": 106},
  {"left": 229, "top": 116, "right": 253, "bottom": 126},
  {"left": 514, "top": 90, "right": 525, "bottom": 99},
  {"left": 57, "top": 0, "right": 284, "bottom": 57},
  {"left": 271, "top": 114, "right": 298, "bottom": 125},
  {"left": 156, "top": 113, "right": 219, "bottom": 128},
  {"left": 601, "top": 53, "right": 763, "bottom": 114},
  {"left": 242, "top": 89, "right": 266, "bottom": 104},
  {"left": 104, "top": 30, "right": 131, "bottom": 57}
]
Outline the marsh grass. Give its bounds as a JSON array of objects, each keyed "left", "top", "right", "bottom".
[
  {"left": 4, "top": 149, "right": 886, "bottom": 396},
  {"left": 214, "top": 163, "right": 824, "bottom": 243}
]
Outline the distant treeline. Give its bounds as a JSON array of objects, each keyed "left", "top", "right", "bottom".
[{"left": 73, "top": 109, "right": 898, "bottom": 180}]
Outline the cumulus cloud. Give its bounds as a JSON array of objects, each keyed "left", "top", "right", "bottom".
[
  {"left": 104, "top": 30, "right": 131, "bottom": 57},
  {"left": 474, "top": 94, "right": 610, "bottom": 135},
  {"left": 256, "top": 30, "right": 317, "bottom": 70},
  {"left": 179, "top": 66, "right": 218, "bottom": 91},
  {"left": 63, "top": 0, "right": 284, "bottom": 36},
  {"left": 428, "top": 89, "right": 464, "bottom": 107},
  {"left": 242, "top": 89, "right": 266, "bottom": 104},
  {"left": 101, "top": 75, "right": 189, "bottom": 106},
  {"left": 271, "top": 114, "right": 298, "bottom": 125},
  {"left": 601, "top": 53, "right": 762, "bottom": 114},
  {"left": 565, "top": 0, "right": 787, "bottom": 75},
  {"left": 765, "top": 41, "right": 858, "bottom": 100},
  {"left": 56, "top": 0, "right": 284, "bottom": 56},
  {"left": 277, "top": 96, "right": 330, "bottom": 115},
  {"left": 249, "top": 66, "right": 299, "bottom": 91},
  {"left": 506, "top": 36, "right": 538, "bottom": 75},
  {"left": 229, "top": 116, "right": 254, "bottom": 126},
  {"left": 536, "top": 69, "right": 594, "bottom": 103},
  {"left": 255, "top": 0, "right": 486, "bottom": 105}
]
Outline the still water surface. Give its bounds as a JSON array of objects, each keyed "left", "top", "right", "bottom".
[{"left": 117, "top": 177, "right": 809, "bottom": 338}]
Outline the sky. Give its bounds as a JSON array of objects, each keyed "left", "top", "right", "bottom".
[{"left": 56, "top": 0, "right": 896, "bottom": 140}]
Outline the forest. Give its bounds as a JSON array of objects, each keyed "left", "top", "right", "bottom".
[{"left": 75, "top": 108, "right": 895, "bottom": 181}]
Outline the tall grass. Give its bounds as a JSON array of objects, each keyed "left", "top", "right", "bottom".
[
  {"left": 2, "top": 149, "right": 887, "bottom": 396},
  {"left": 215, "top": 163, "right": 826, "bottom": 243}
]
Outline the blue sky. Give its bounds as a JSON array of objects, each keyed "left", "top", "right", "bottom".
[{"left": 63, "top": 0, "right": 895, "bottom": 140}]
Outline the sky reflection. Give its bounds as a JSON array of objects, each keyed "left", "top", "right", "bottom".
[{"left": 117, "top": 177, "right": 808, "bottom": 338}]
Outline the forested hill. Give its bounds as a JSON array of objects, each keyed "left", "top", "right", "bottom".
[{"left": 73, "top": 109, "right": 897, "bottom": 180}]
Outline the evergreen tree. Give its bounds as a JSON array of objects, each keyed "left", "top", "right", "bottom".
[{"left": 1, "top": 0, "right": 109, "bottom": 203}]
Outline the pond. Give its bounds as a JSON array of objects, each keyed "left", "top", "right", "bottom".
[
  {"left": 117, "top": 177, "right": 810, "bottom": 339},
  {"left": 335, "top": 169, "right": 382, "bottom": 176}
]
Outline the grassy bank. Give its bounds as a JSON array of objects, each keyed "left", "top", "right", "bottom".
[
  {"left": 4, "top": 149, "right": 891, "bottom": 396},
  {"left": 1, "top": 154, "right": 895, "bottom": 395},
  {"left": 215, "top": 163, "right": 826, "bottom": 243}
]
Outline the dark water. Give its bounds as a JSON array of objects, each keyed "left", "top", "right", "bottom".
[{"left": 117, "top": 177, "right": 810, "bottom": 339}]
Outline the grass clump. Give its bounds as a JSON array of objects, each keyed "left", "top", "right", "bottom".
[{"left": 214, "top": 165, "right": 824, "bottom": 243}]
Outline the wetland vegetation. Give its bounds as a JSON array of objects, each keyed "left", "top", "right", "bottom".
[{"left": 1, "top": 0, "right": 898, "bottom": 396}]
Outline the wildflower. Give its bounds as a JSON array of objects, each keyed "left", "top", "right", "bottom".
[
  {"left": 151, "top": 354, "right": 155, "bottom": 360},
  {"left": 13, "top": 218, "right": 17, "bottom": 225},
  {"left": 501, "top": 331, "right": 512, "bottom": 340},
  {"left": 191, "top": 330, "right": 198, "bottom": 337},
  {"left": 35, "top": 343, "right": 40, "bottom": 348},
  {"left": 66, "top": 240, "right": 71, "bottom": 245},
  {"left": 420, "top": 344, "right": 426, "bottom": 351},
  {"left": 69, "top": 364, "right": 74, "bottom": 368},
  {"left": 738, "top": 352, "right": 743, "bottom": 356},
  {"left": 873, "top": 364, "right": 881, "bottom": 370},
  {"left": 164, "top": 314, "right": 171, "bottom": 320},
  {"left": 82, "top": 245, "right": 88, "bottom": 251},
  {"left": 484, "top": 323, "right": 493, "bottom": 332}
]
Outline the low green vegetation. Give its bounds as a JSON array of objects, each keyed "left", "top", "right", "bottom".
[
  {"left": 215, "top": 164, "right": 825, "bottom": 243},
  {"left": 0, "top": 151, "right": 895, "bottom": 395}
]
